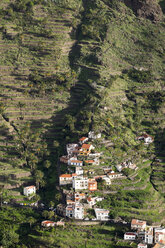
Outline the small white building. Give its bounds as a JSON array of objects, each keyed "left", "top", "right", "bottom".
[
  {"left": 88, "top": 131, "right": 101, "bottom": 140},
  {"left": 75, "top": 167, "right": 83, "bottom": 175},
  {"left": 41, "top": 220, "right": 56, "bottom": 227},
  {"left": 68, "top": 159, "right": 83, "bottom": 166},
  {"left": 145, "top": 227, "right": 154, "bottom": 244},
  {"left": 124, "top": 232, "right": 136, "bottom": 240},
  {"left": 66, "top": 205, "right": 74, "bottom": 218},
  {"left": 72, "top": 176, "right": 88, "bottom": 190},
  {"left": 137, "top": 134, "right": 153, "bottom": 144},
  {"left": 23, "top": 185, "right": 36, "bottom": 196},
  {"left": 94, "top": 208, "right": 109, "bottom": 221},
  {"left": 74, "top": 203, "right": 84, "bottom": 219},
  {"left": 138, "top": 244, "right": 147, "bottom": 248},
  {"left": 131, "top": 219, "right": 147, "bottom": 231},
  {"left": 59, "top": 174, "right": 73, "bottom": 185},
  {"left": 66, "top": 203, "right": 84, "bottom": 219}
]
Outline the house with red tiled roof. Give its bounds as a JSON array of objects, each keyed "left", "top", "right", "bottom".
[
  {"left": 59, "top": 174, "right": 77, "bottom": 185},
  {"left": 79, "top": 137, "right": 88, "bottom": 144},
  {"left": 131, "top": 219, "right": 147, "bottom": 231},
  {"left": 41, "top": 220, "right": 56, "bottom": 227},
  {"left": 79, "top": 144, "right": 94, "bottom": 156},
  {"left": 23, "top": 185, "right": 36, "bottom": 196}
]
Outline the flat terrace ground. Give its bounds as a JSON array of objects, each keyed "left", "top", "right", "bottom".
[{"left": 31, "top": 222, "right": 136, "bottom": 248}]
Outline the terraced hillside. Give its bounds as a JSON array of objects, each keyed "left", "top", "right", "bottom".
[
  {"left": 0, "top": 0, "right": 82, "bottom": 198},
  {"left": 0, "top": 0, "right": 164, "bottom": 226}
]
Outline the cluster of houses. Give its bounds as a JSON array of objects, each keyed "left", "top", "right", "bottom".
[
  {"left": 57, "top": 132, "right": 112, "bottom": 220},
  {"left": 124, "top": 219, "right": 165, "bottom": 248}
]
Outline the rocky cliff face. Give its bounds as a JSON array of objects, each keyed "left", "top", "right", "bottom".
[{"left": 124, "top": 0, "right": 163, "bottom": 21}]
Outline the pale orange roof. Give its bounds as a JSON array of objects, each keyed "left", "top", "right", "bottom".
[
  {"left": 70, "top": 160, "right": 83, "bottom": 163},
  {"left": 42, "top": 220, "right": 55, "bottom": 225},
  {"left": 85, "top": 160, "right": 94, "bottom": 163},
  {"left": 72, "top": 173, "right": 77, "bottom": 177},
  {"left": 25, "top": 185, "right": 35, "bottom": 189},
  {"left": 82, "top": 144, "right": 92, "bottom": 149},
  {"left": 60, "top": 174, "right": 72, "bottom": 178},
  {"left": 80, "top": 137, "right": 88, "bottom": 141},
  {"left": 131, "top": 219, "right": 146, "bottom": 226}
]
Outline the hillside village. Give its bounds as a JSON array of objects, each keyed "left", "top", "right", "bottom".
[{"left": 20, "top": 131, "right": 165, "bottom": 248}]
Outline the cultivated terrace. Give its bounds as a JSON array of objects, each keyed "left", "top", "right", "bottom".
[{"left": 0, "top": 0, "right": 165, "bottom": 247}]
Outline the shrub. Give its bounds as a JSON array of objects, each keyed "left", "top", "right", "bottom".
[{"left": 125, "top": 68, "right": 154, "bottom": 83}]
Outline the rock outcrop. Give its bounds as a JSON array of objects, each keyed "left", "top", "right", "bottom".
[{"left": 124, "top": 0, "right": 163, "bottom": 21}]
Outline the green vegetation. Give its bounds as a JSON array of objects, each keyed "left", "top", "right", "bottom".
[{"left": 0, "top": 0, "right": 165, "bottom": 246}]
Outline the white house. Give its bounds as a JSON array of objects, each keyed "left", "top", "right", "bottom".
[
  {"left": 138, "top": 244, "right": 147, "bottom": 248},
  {"left": 66, "top": 203, "right": 84, "bottom": 219},
  {"left": 108, "top": 172, "right": 123, "bottom": 179},
  {"left": 74, "top": 203, "right": 84, "bottom": 219},
  {"left": 66, "top": 205, "right": 74, "bottom": 218},
  {"left": 94, "top": 208, "right": 109, "bottom": 221},
  {"left": 145, "top": 227, "right": 154, "bottom": 244},
  {"left": 23, "top": 185, "right": 36, "bottom": 196},
  {"left": 154, "top": 227, "right": 165, "bottom": 243},
  {"left": 68, "top": 159, "right": 83, "bottom": 167},
  {"left": 75, "top": 167, "right": 83, "bottom": 175},
  {"left": 88, "top": 131, "right": 101, "bottom": 140},
  {"left": 59, "top": 174, "right": 73, "bottom": 185},
  {"left": 72, "top": 176, "right": 88, "bottom": 190},
  {"left": 124, "top": 232, "right": 136, "bottom": 240},
  {"left": 41, "top": 220, "right": 56, "bottom": 227},
  {"left": 131, "top": 219, "right": 147, "bottom": 231},
  {"left": 137, "top": 134, "right": 153, "bottom": 144}
]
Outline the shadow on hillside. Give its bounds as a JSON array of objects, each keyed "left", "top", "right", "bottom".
[{"left": 29, "top": 2, "right": 100, "bottom": 203}]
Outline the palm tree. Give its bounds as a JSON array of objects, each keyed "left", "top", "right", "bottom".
[{"left": 35, "top": 170, "right": 44, "bottom": 190}]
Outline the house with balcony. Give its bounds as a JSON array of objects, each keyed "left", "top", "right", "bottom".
[{"left": 72, "top": 176, "right": 88, "bottom": 190}]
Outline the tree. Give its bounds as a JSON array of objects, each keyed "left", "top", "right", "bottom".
[
  {"left": 28, "top": 216, "right": 36, "bottom": 228},
  {"left": 1, "top": 227, "right": 19, "bottom": 248},
  {"left": 44, "top": 160, "right": 51, "bottom": 169},
  {"left": 35, "top": 170, "right": 45, "bottom": 189}
]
